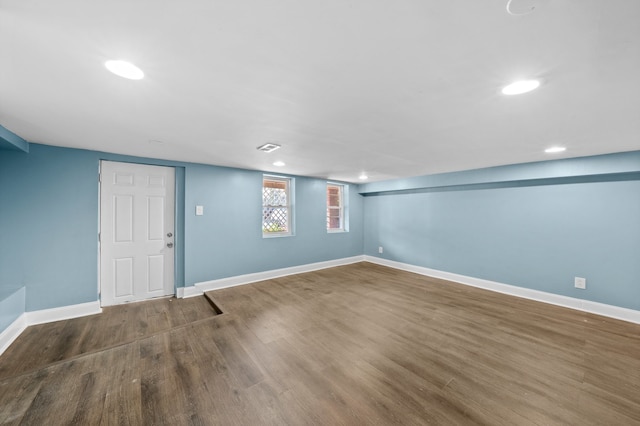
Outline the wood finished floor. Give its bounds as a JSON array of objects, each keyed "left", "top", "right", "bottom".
[{"left": 1, "top": 262, "right": 639, "bottom": 425}]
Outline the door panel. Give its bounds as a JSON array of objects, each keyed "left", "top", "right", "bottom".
[
  {"left": 148, "top": 255, "right": 164, "bottom": 292},
  {"left": 100, "top": 161, "right": 175, "bottom": 306},
  {"left": 114, "top": 195, "right": 134, "bottom": 242},
  {"left": 147, "top": 197, "right": 164, "bottom": 240},
  {"left": 114, "top": 258, "right": 134, "bottom": 297}
]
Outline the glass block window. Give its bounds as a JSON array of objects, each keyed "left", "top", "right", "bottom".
[
  {"left": 263, "top": 176, "right": 292, "bottom": 236},
  {"left": 327, "top": 183, "right": 345, "bottom": 232}
]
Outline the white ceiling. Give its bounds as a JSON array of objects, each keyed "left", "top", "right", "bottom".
[{"left": 1, "top": 0, "right": 639, "bottom": 183}]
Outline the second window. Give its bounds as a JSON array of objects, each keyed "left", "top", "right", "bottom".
[{"left": 327, "top": 183, "right": 346, "bottom": 232}]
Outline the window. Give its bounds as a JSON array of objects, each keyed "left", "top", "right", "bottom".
[
  {"left": 327, "top": 183, "right": 347, "bottom": 232},
  {"left": 263, "top": 176, "right": 293, "bottom": 237}
]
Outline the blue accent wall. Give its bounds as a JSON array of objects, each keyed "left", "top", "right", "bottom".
[
  {"left": 185, "top": 165, "right": 363, "bottom": 284},
  {"left": 0, "top": 143, "right": 364, "bottom": 313},
  {"left": 363, "top": 153, "right": 640, "bottom": 311},
  {"left": 1, "top": 146, "right": 98, "bottom": 311},
  {"left": 0, "top": 125, "right": 29, "bottom": 153},
  {"left": 0, "top": 287, "right": 25, "bottom": 332}
]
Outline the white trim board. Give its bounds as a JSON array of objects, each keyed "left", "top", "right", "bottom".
[
  {"left": 0, "top": 301, "right": 102, "bottom": 356},
  {"left": 177, "top": 285, "right": 202, "bottom": 299},
  {"left": 188, "top": 255, "right": 366, "bottom": 296},
  {"left": 364, "top": 256, "right": 640, "bottom": 325},
  {"left": 25, "top": 301, "right": 102, "bottom": 326},
  {"left": 0, "top": 314, "right": 28, "bottom": 356}
]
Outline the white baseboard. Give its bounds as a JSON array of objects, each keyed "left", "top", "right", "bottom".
[
  {"left": 176, "top": 286, "right": 202, "bottom": 299},
  {"left": 0, "top": 301, "right": 103, "bottom": 356},
  {"left": 25, "top": 301, "right": 102, "bottom": 326},
  {"left": 364, "top": 256, "right": 640, "bottom": 325},
  {"left": 0, "top": 314, "right": 28, "bottom": 356},
  {"left": 191, "top": 255, "right": 366, "bottom": 295}
]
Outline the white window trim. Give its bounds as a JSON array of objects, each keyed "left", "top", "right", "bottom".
[{"left": 263, "top": 174, "right": 295, "bottom": 238}]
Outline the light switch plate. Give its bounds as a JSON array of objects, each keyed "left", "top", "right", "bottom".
[{"left": 196, "top": 205, "right": 204, "bottom": 216}]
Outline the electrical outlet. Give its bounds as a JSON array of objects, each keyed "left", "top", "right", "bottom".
[
  {"left": 574, "top": 277, "right": 586, "bottom": 289},
  {"left": 378, "top": 246, "right": 383, "bottom": 254}
]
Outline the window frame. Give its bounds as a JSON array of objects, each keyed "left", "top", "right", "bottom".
[
  {"left": 262, "top": 175, "right": 294, "bottom": 238},
  {"left": 326, "top": 182, "right": 348, "bottom": 233}
]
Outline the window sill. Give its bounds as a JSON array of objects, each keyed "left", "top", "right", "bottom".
[{"left": 262, "top": 232, "right": 293, "bottom": 239}]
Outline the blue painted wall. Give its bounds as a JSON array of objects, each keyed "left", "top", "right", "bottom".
[
  {"left": 0, "top": 143, "right": 363, "bottom": 313},
  {"left": 0, "top": 125, "right": 29, "bottom": 153},
  {"left": 185, "top": 165, "right": 363, "bottom": 283},
  {"left": 363, "top": 154, "right": 640, "bottom": 311},
  {"left": 0, "top": 287, "right": 25, "bottom": 332},
  {"left": 1, "top": 146, "right": 99, "bottom": 311}
]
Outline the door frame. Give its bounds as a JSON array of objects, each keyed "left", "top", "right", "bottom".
[{"left": 98, "top": 160, "right": 179, "bottom": 306}]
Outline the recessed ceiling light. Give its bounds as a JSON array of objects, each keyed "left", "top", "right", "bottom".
[
  {"left": 506, "top": 0, "right": 536, "bottom": 15},
  {"left": 257, "top": 143, "right": 281, "bottom": 153},
  {"left": 273, "top": 161, "right": 285, "bottom": 167},
  {"left": 105, "top": 60, "right": 144, "bottom": 80},
  {"left": 501, "top": 79, "right": 540, "bottom": 95},
  {"left": 359, "top": 173, "right": 368, "bottom": 180},
  {"left": 545, "top": 146, "right": 566, "bottom": 154}
]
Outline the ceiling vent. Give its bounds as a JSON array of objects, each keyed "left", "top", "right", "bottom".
[{"left": 257, "top": 143, "right": 281, "bottom": 153}]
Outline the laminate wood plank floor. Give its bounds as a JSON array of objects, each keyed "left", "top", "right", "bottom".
[{"left": 1, "top": 262, "right": 639, "bottom": 425}]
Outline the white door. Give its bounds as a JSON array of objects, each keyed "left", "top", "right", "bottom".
[{"left": 100, "top": 161, "right": 175, "bottom": 306}]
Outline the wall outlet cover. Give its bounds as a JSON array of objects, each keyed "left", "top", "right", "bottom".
[{"left": 574, "top": 277, "right": 586, "bottom": 289}]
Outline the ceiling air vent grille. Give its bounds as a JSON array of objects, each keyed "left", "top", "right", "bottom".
[{"left": 257, "top": 143, "right": 281, "bottom": 153}]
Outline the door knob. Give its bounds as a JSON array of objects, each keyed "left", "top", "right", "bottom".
[
  {"left": 167, "top": 232, "right": 173, "bottom": 237},
  {"left": 167, "top": 242, "right": 174, "bottom": 248}
]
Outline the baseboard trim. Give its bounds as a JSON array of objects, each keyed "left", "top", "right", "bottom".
[
  {"left": 0, "top": 314, "right": 28, "bottom": 356},
  {"left": 364, "top": 256, "right": 640, "bottom": 325},
  {"left": 25, "top": 301, "right": 103, "bottom": 326},
  {"left": 176, "top": 286, "right": 202, "bottom": 299},
  {"left": 0, "top": 301, "right": 103, "bottom": 356},
  {"left": 192, "top": 255, "right": 366, "bottom": 295}
]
